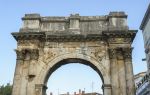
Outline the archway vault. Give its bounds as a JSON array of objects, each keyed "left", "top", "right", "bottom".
[
  {"left": 35, "top": 53, "right": 110, "bottom": 95},
  {"left": 37, "top": 53, "right": 107, "bottom": 85},
  {"left": 12, "top": 12, "right": 136, "bottom": 95}
]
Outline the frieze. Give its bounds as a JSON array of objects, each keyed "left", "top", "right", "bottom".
[
  {"left": 108, "top": 38, "right": 132, "bottom": 43},
  {"left": 18, "top": 40, "right": 39, "bottom": 46}
]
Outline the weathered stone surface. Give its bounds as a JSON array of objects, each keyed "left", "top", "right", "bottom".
[{"left": 12, "top": 12, "right": 137, "bottom": 95}]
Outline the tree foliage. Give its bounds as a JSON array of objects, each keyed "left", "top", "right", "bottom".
[{"left": 0, "top": 83, "right": 12, "bottom": 95}]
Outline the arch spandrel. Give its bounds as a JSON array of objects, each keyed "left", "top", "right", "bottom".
[{"left": 36, "top": 53, "right": 110, "bottom": 86}]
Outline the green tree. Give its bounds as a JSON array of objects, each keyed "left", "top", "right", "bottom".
[{"left": 0, "top": 83, "right": 12, "bottom": 95}]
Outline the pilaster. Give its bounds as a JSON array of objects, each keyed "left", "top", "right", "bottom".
[
  {"left": 116, "top": 48, "right": 127, "bottom": 95},
  {"left": 123, "top": 48, "right": 135, "bottom": 95},
  {"left": 109, "top": 48, "right": 119, "bottom": 95}
]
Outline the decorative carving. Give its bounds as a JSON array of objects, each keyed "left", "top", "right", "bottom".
[
  {"left": 30, "top": 49, "right": 39, "bottom": 60},
  {"left": 43, "top": 50, "right": 56, "bottom": 64},
  {"left": 15, "top": 49, "right": 39, "bottom": 60},
  {"left": 108, "top": 48, "right": 116, "bottom": 59},
  {"left": 108, "top": 38, "right": 132, "bottom": 43},
  {"left": 18, "top": 40, "right": 37, "bottom": 46},
  {"left": 93, "top": 48, "right": 106, "bottom": 62},
  {"left": 116, "top": 48, "right": 123, "bottom": 60},
  {"left": 15, "top": 49, "right": 25, "bottom": 60},
  {"left": 122, "top": 48, "right": 132, "bottom": 59}
]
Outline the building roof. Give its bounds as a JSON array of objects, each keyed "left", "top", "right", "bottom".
[{"left": 140, "top": 3, "right": 150, "bottom": 30}]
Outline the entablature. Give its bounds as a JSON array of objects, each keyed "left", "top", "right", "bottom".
[{"left": 12, "top": 30, "right": 137, "bottom": 43}]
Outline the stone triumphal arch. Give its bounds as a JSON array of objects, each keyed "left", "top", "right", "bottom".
[{"left": 12, "top": 12, "right": 137, "bottom": 95}]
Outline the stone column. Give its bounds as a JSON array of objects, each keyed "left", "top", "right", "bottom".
[
  {"left": 12, "top": 60, "right": 23, "bottom": 95},
  {"left": 26, "top": 49, "right": 39, "bottom": 95},
  {"left": 12, "top": 49, "right": 28, "bottom": 95},
  {"left": 123, "top": 48, "right": 135, "bottom": 95},
  {"left": 103, "top": 46, "right": 112, "bottom": 95},
  {"left": 109, "top": 48, "right": 119, "bottom": 95},
  {"left": 116, "top": 48, "right": 127, "bottom": 95},
  {"left": 103, "top": 84, "right": 112, "bottom": 95}
]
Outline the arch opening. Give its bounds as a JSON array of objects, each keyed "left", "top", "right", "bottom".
[{"left": 44, "top": 58, "right": 104, "bottom": 95}]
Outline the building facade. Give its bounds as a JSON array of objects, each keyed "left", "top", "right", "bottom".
[
  {"left": 138, "top": 3, "right": 150, "bottom": 95},
  {"left": 140, "top": 4, "right": 150, "bottom": 71},
  {"left": 135, "top": 72, "right": 150, "bottom": 95}
]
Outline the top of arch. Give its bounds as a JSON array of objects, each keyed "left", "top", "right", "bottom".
[{"left": 12, "top": 12, "right": 137, "bottom": 43}]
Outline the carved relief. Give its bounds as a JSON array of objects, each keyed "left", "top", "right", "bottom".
[
  {"left": 43, "top": 50, "right": 56, "bottom": 64},
  {"left": 15, "top": 49, "right": 39, "bottom": 60},
  {"left": 15, "top": 49, "right": 25, "bottom": 60},
  {"left": 116, "top": 48, "right": 123, "bottom": 60},
  {"left": 30, "top": 49, "right": 39, "bottom": 60},
  {"left": 17, "top": 40, "right": 40, "bottom": 49},
  {"left": 109, "top": 48, "right": 130, "bottom": 59},
  {"left": 108, "top": 48, "right": 116, "bottom": 59},
  {"left": 108, "top": 38, "right": 132, "bottom": 43},
  {"left": 92, "top": 48, "right": 106, "bottom": 62},
  {"left": 18, "top": 40, "right": 37, "bottom": 45},
  {"left": 122, "top": 48, "right": 132, "bottom": 59}
]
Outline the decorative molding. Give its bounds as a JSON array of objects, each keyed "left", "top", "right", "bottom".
[
  {"left": 108, "top": 48, "right": 116, "bottom": 59},
  {"left": 122, "top": 48, "right": 133, "bottom": 59},
  {"left": 116, "top": 48, "right": 124, "bottom": 60},
  {"left": 94, "top": 48, "right": 106, "bottom": 62},
  {"left": 15, "top": 49, "right": 25, "bottom": 60},
  {"left": 42, "top": 50, "right": 56, "bottom": 64},
  {"left": 15, "top": 49, "right": 39, "bottom": 60},
  {"left": 108, "top": 38, "right": 132, "bottom": 43},
  {"left": 30, "top": 49, "right": 39, "bottom": 60},
  {"left": 12, "top": 30, "right": 137, "bottom": 43},
  {"left": 102, "top": 84, "right": 112, "bottom": 89}
]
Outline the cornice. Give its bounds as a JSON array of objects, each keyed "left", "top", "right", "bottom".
[
  {"left": 12, "top": 30, "right": 137, "bottom": 43},
  {"left": 102, "top": 30, "right": 137, "bottom": 42}
]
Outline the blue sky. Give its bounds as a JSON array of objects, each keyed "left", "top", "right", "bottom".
[{"left": 0, "top": 0, "right": 149, "bottom": 94}]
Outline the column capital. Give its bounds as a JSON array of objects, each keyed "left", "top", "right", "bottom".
[
  {"left": 15, "top": 49, "right": 39, "bottom": 60},
  {"left": 108, "top": 48, "right": 117, "bottom": 59},
  {"left": 108, "top": 47, "right": 124, "bottom": 59},
  {"left": 122, "top": 47, "right": 133, "bottom": 59}
]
